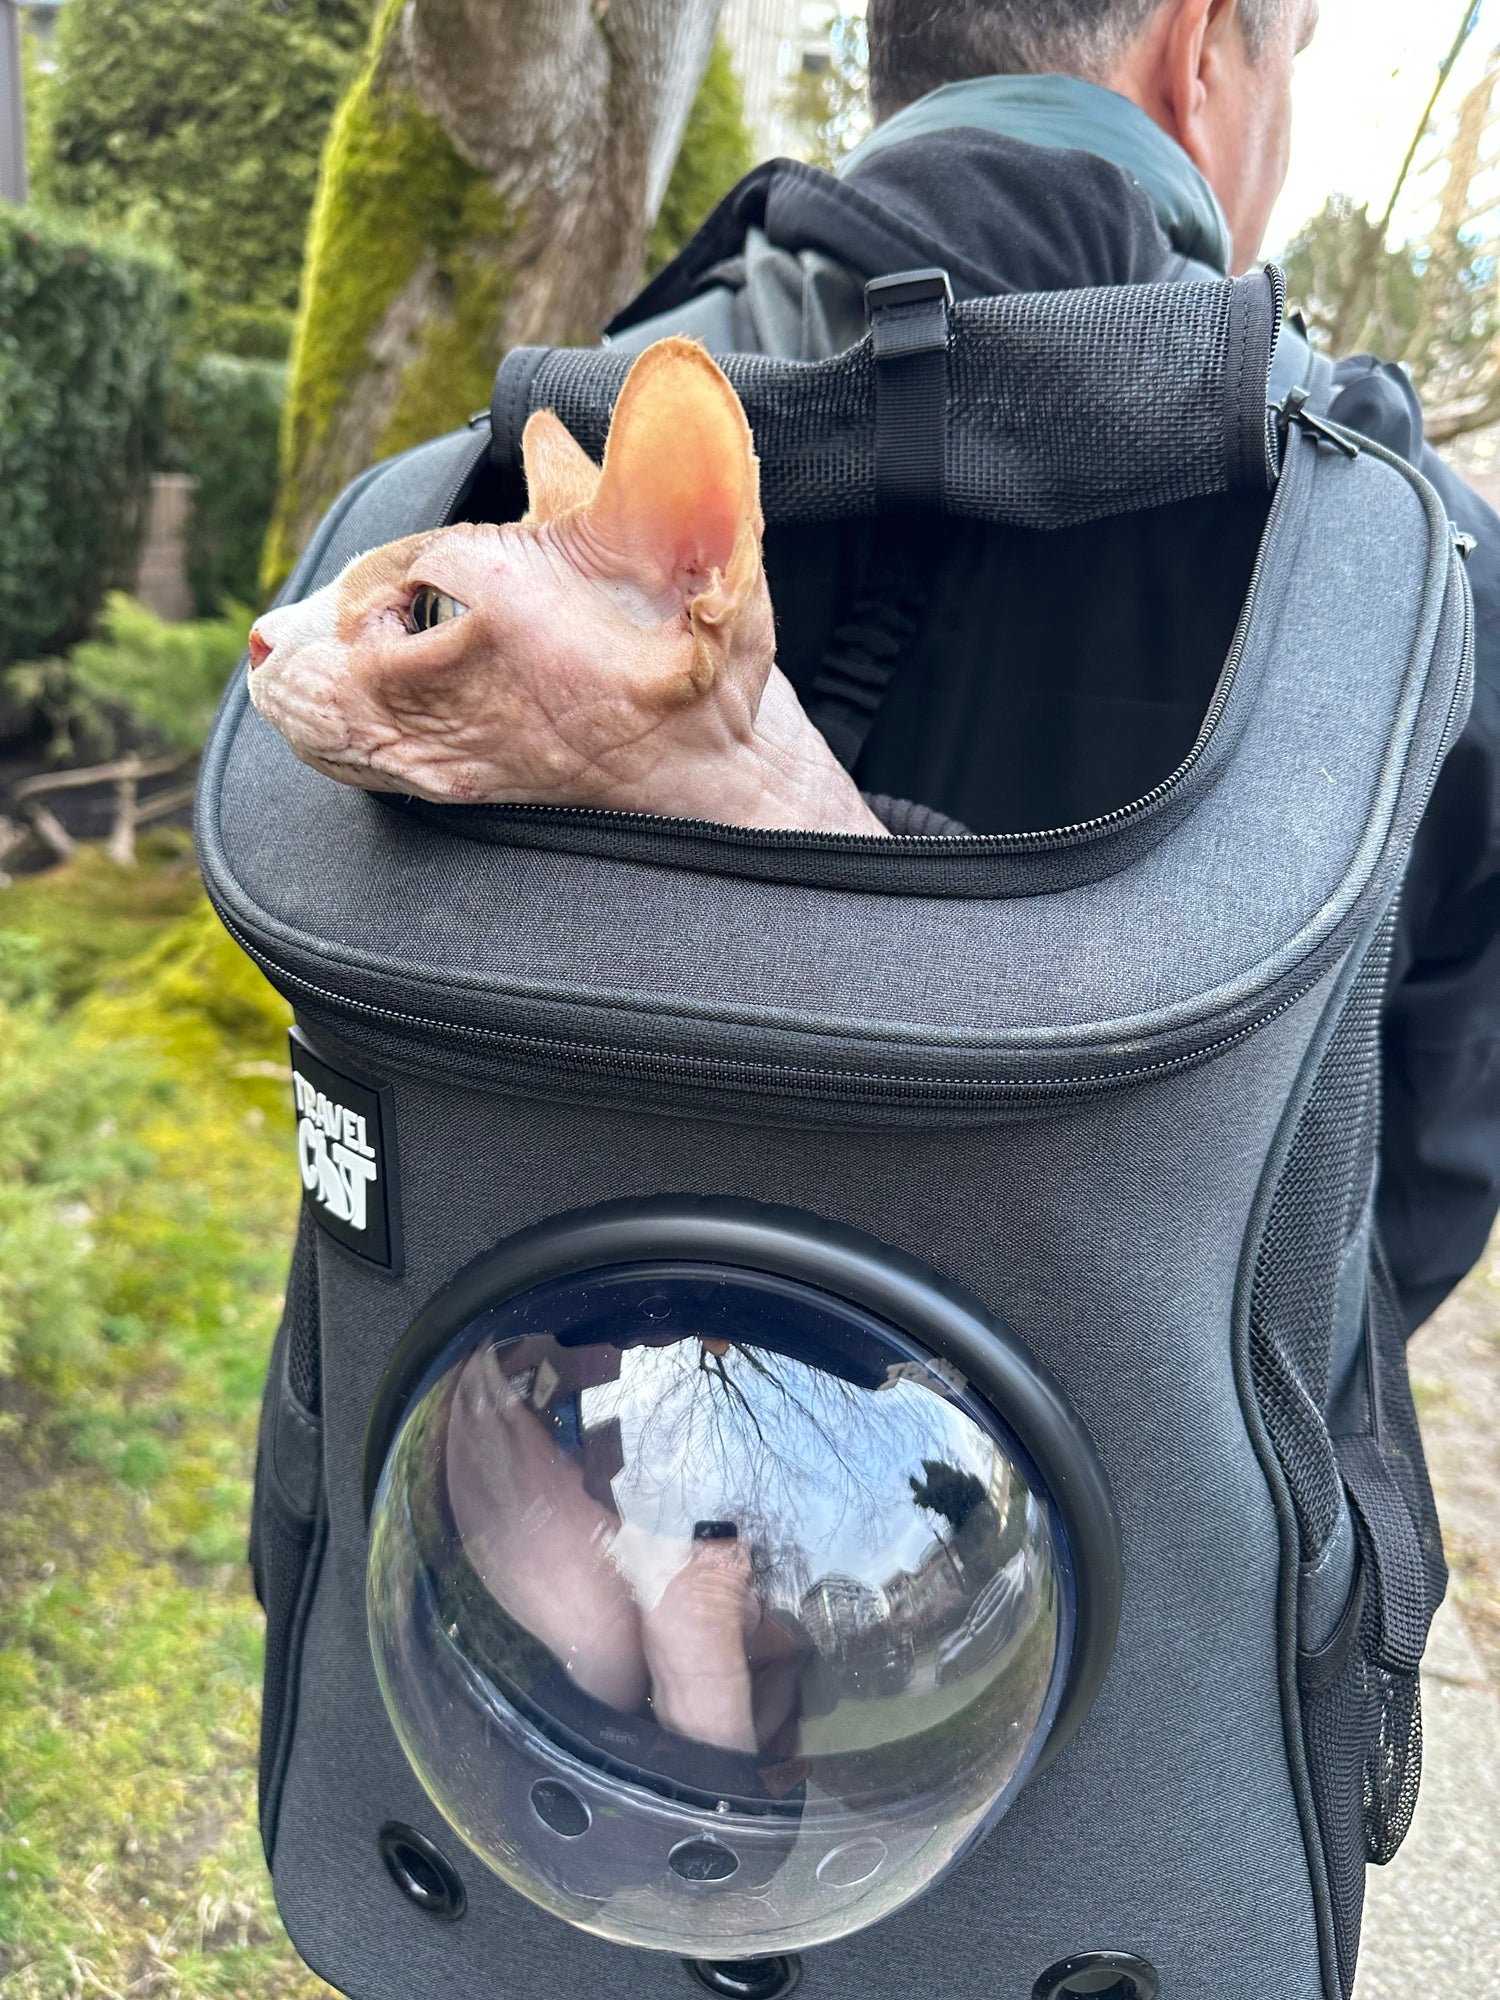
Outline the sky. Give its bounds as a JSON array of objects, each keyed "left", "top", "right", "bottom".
[{"left": 1265, "top": 0, "right": 1495, "bottom": 257}]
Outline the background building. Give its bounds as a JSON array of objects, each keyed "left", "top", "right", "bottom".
[{"left": 721, "top": 0, "right": 846, "bottom": 160}]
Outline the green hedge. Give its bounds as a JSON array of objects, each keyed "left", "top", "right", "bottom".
[
  {"left": 169, "top": 354, "right": 286, "bottom": 616},
  {"left": 37, "top": 0, "right": 374, "bottom": 358},
  {"left": 0, "top": 206, "right": 186, "bottom": 672}
]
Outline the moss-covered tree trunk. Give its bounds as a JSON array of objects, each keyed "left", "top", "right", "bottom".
[{"left": 265, "top": 0, "right": 736, "bottom": 589}]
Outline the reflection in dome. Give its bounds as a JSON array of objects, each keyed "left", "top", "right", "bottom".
[{"left": 369, "top": 1263, "right": 1073, "bottom": 1953}]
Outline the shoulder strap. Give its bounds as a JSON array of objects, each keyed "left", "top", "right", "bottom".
[{"left": 603, "top": 161, "right": 781, "bottom": 340}]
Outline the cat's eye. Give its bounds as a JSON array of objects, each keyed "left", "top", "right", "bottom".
[{"left": 406, "top": 585, "right": 468, "bottom": 633}]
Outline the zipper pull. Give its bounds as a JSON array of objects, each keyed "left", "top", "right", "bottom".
[
  {"left": 1278, "top": 383, "right": 1360, "bottom": 459},
  {"left": 1452, "top": 526, "right": 1478, "bottom": 561}
]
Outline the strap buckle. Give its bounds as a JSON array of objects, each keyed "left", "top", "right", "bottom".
[
  {"left": 864, "top": 268, "right": 953, "bottom": 359},
  {"left": 864, "top": 267, "right": 955, "bottom": 315}
]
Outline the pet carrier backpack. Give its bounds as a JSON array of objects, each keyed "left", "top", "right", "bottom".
[{"left": 199, "top": 268, "right": 1469, "bottom": 2000}]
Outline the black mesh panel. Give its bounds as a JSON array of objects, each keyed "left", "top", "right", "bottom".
[
  {"left": 255, "top": 1487, "right": 320, "bottom": 1834},
  {"left": 1250, "top": 910, "right": 1445, "bottom": 1999},
  {"left": 283, "top": 1202, "right": 322, "bottom": 1416},
  {"left": 1367, "top": 1244, "right": 1447, "bottom": 1648},
  {"left": 1297, "top": 1567, "right": 1376, "bottom": 1992},
  {"left": 521, "top": 274, "right": 1274, "bottom": 532},
  {"left": 1248, "top": 918, "right": 1392, "bottom": 1571},
  {"left": 1250, "top": 919, "right": 1391, "bottom": 1566}
]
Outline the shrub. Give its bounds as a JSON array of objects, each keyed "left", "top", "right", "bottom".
[
  {"left": 37, "top": 0, "right": 374, "bottom": 358},
  {"left": 169, "top": 354, "right": 286, "bottom": 616},
  {"left": 0, "top": 872, "right": 299, "bottom": 1979},
  {"left": 10, "top": 593, "right": 251, "bottom": 762},
  {"left": 0, "top": 206, "right": 186, "bottom": 671},
  {"left": 0, "top": 887, "right": 293, "bottom": 1395}
]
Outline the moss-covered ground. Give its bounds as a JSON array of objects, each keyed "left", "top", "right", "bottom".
[{"left": 0, "top": 836, "right": 334, "bottom": 1997}]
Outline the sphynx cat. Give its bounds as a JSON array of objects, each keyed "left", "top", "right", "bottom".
[
  {"left": 444, "top": 1340, "right": 800, "bottom": 1760},
  {"left": 247, "top": 337, "right": 889, "bottom": 838}
]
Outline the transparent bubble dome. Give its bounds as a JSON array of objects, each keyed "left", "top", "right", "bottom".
[{"left": 367, "top": 1262, "right": 1075, "bottom": 1954}]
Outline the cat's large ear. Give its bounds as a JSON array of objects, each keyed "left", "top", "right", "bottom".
[
  {"left": 585, "top": 338, "right": 763, "bottom": 672},
  {"left": 521, "top": 409, "right": 603, "bottom": 523}
]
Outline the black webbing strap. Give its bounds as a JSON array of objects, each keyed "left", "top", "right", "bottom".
[
  {"left": 1335, "top": 1433, "right": 1432, "bottom": 1674},
  {"left": 865, "top": 268, "right": 952, "bottom": 511},
  {"left": 489, "top": 344, "right": 550, "bottom": 473},
  {"left": 803, "top": 272, "right": 951, "bottom": 771},
  {"left": 803, "top": 521, "right": 929, "bottom": 773}
]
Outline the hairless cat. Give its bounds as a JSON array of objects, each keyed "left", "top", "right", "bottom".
[{"left": 247, "top": 337, "right": 888, "bottom": 839}]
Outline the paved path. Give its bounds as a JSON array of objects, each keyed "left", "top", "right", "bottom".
[
  {"left": 1355, "top": 1242, "right": 1500, "bottom": 1996},
  {"left": 1356, "top": 1595, "right": 1500, "bottom": 1997}
]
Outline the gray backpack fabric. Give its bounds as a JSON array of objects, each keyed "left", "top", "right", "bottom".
[{"left": 201, "top": 269, "right": 1470, "bottom": 2000}]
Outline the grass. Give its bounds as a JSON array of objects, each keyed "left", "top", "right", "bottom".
[
  {"left": 0, "top": 836, "right": 205, "bottom": 1008},
  {"left": 0, "top": 837, "right": 335, "bottom": 1998}
]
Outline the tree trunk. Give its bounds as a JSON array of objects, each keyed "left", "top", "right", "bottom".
[{"left": 264, "top": 0, "right": 735, "bottom": 591}]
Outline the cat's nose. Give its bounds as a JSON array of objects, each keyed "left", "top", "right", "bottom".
[{"left": 247, "top": 624, "right": 273, "bottom": 670}]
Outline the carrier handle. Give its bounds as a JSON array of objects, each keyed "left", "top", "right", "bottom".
[{"left": 489, "top": 268, "right": 1281, "bottom": 528}]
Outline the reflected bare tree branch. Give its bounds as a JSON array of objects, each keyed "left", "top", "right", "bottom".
[{"left": 587, "top": 1337, "right": 964, "bottom": 1569}]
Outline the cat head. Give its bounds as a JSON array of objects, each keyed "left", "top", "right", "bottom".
[{"left": 246, "top": 337, "right": 774, "bottom": 804}]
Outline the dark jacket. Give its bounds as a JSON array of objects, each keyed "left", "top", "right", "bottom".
[{"left": 610, "top": 130, "right": 1500, "bottom": 1335}]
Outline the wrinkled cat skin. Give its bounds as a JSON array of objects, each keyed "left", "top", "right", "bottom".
[{"left": 247, "top": 339, "right": 887, "bottom": 836}]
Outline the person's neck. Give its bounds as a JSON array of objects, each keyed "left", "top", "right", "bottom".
[{"left": 842, "top": 72, "right": 1231, "bottom": 275}]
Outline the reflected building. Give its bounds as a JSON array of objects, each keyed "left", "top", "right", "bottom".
[
  {"left": 721, "top": 0, "right": 844, "bottom": 158},
  {"left": 881, "top": 1538, "right": 967, "bottom": 1644},
  {"left": 799, "top": 1572, "right": 884, "bottom": 1657}
]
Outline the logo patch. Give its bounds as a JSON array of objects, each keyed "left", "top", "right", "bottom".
[{"left": 288, "top": 1029, "right": 399, "bottom": 1268}]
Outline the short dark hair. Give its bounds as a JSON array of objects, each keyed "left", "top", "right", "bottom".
[{"left": 867, "top": 0, "right": 1287, "bottom": 120}]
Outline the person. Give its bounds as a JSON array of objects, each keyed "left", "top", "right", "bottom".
[
  {"left": 607, "top": 0, "right": 1500, "bottom": 1341},
  {"left": 443, "top": 1332, "right": 814, "bottom": 1758}
]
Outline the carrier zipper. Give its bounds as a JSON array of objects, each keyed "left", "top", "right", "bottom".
[
  {"left": 436, "top": 429, "right": 492, "bottom": 522},
  {"left": 213, "top": 897, "right": 1332, "bottom": 1107},
  {"left": 430, "top": 440, "right": 1299, "bottom": 860},
  {"left": 211, "top": 534, "right": 1472, "bottom": 1114},
  {"left": 1277, "top": 384, "right": 1359, "bottom": 459},
  {"left": 1433, "top": 547, "right": 1476, "bottom": 785}
]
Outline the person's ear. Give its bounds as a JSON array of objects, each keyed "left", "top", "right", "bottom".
[
  {"left": 1157, "top": 0, "right": 1234, "bottom": 177},
  {"left": 521, "top": 409, "right": 603, "bottom": 523},
  {"left": 585, "top": 336, "right": 763, "bottom": 627}
]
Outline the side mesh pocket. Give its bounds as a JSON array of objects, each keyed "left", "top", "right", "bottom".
[
  {"left": 1339, "top": 1243, "right": 1448, "bottom": 1863},
  {"left": 250, "top": 1203, "right": 327, "bottom": 1862},
  {"left": 1249, "top": 912, "right": 1445, "bottom": 1998}
]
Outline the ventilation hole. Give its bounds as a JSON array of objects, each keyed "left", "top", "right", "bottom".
[
  {"left": 685, "top": 1956, "right": 802, "bottom": 1999},
  {"left": 1031, "top": 1954, "right": 1160, "bottom": 2000},
  {"left": 529, "top": 1779, "right": 591, "bottom": 1838},
  {"left": 815, "top": 1836, "right": 887, "bottom": 1887},
  {"left": 377, "top": 1822, "right": 466, "bottom": 1920},
  {"left": 668, "top": 1838, "right": 740, "bottom": 1883}
]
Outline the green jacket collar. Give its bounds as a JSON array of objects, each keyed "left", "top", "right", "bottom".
[{"left": 839, "top": 72, "right": 1231, "bottom": 276}]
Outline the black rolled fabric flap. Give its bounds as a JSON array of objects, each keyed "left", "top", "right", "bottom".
[{"left": 491, "top": 268, "right": 1281, "bottom": 531}]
